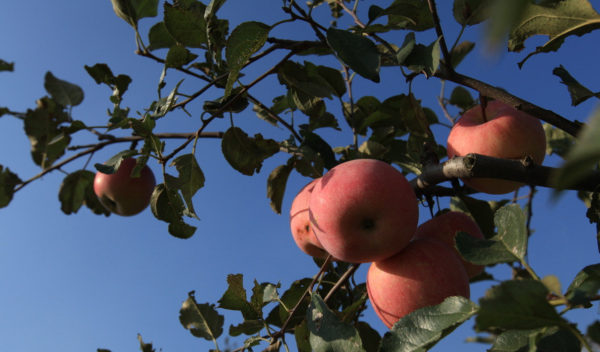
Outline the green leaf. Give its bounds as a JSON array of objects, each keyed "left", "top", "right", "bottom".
[
  {"left": 450, "top": 194, "right": 496, "bottom": 239},
  {"left": 205, "top": 0, "right": 227, "bottom": 18},
  {"left": 299, "top": 130, "right": 338, "bottom": 170},
  {"left": 449, "top": 40, "right": 475, "bottom": 68},
  {"left": 355, "top": 322, "right": 381, "bottom": 352},
  {"left": 552, "top": 64, "right": 600, "bottom": 106},
  {"left": 229, "top": 319, "right": 264, "bottom": 337},
  {"left": 148, "top": 21, "right": 177, "bottom": 50},
  {"left": 265, "top": 278, "right": 313, "bottom": 328},
  {"left": 489, "top": 327, "right": 581, "bottom": 352},
  {"left": 476, "top": 280, "right": 564, "bottom": 331},
  {"left": 137, "top": 334, "right": 155, "bottom": 352},
  {"left": 221, "top": 127, "right": 280, "bottom": 176},
  {"left": 24, "top": 97, "right": 71, "bottom": 168},
  {"left": 94, "top": 150, "right": 139, "bottom": 175},
  {"left": 552, "top": 106, "right": 600, "bottom": 189},
  {"left": 326, "top": 27, "right": 380, "bottom": 83},
  {"left": 367, "top": 2, "right": 420, "bottom": 27},
  {"left": 0, "top": 165, "right": 22, "bottom": 208},
  {"left": 565, "top": 263, "right": 600, "bottom": 306},
  {"left": 202, "top": 87, "right": 249, "bottom": 117},
  {"left": 0, "top": 59, "right": 14, "bottom": 72},
  {"left": 494, "top": 204, "right": 528, "bottom": 260},
  {"left": 544, "top": 122, "right": 576, "bottom": 157},
  {"left": 395, "top": 32, "right": 416, "bottom": 65},
  {"left": 170, "top": 154, "right": 205, "bottom": 219},
  {"left": 150, "top": 183, "right": 196, "bottom": 239},
  {"left": 224, "top": 21, "right": 271, "bottom": 98},
  {"left": 111, "top": 0, "right": 158, "bottom": 27},
  {"left": 455, "top": 232, "right": 520, "bottom": 266},
  {"left": 165, "top": 44, "right": 199, "bottom": 68},
  {"left": 152, "top": 79, "right": 185, "bottom": 119},
  {"left": 587, "top": 321, "right": 600, "bottom": 345},
  {"left": 164, "top": 1, "right": 208, "bottom": 48},
  {"left": 379, "top": 296, "right": 479, "bottom": 352},
  {"left": 218, "top": 274, "right": 262, "bottom": 321},
  {"left": 385, "top": 0, "right": 434, "bottom": 32},
  {"left": 509, "top": 0, "right": 600, "bottom": 67},
  {"left": 453, "top": 0, "right": 492, "bottom": 26},
  {"left": 295, "top": 320, "right": 312, "bottom": 352},
  {"left": 400, "top": 92, "right": 434, "bottom": 140},
  {"left": 404, "top": 36, "right": 442, "bottom": 78},
  {"left": 59, "top": 170, "right": 96, "bottom": 215},
  {"left": 449, "top": 86, "right": 475, "bottom": 111},
  {"left": 308, "top": 293, "right": 366, "bottom": 352},
  {"left": 44, "top": 71, "right": 84, "bottom": 107},
  {"left": 267, "top": 162, "right": 293, "bottom": 215},
  {"left": 179, "top": 292, "right": 224, "bottom": 340}
]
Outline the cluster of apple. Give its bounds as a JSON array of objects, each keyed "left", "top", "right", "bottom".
[{"left": 289, "top": 100, "right": 547, "bottom": 328}]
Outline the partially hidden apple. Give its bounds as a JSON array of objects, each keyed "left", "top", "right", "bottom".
[
  {"left": 309, "top": 159, "right": 418, "bottom": 263},
  {"left": 94, "top": 158, "right": 156, "bottom": 216},
  {"left": 447, "top": 100, "right": 546, "bottom": 194},
  {"left": 413, "top": 211, "right": 485, "bottom": 279},
  {"left": 289, "top": 179, "right": 331, "bottom": 259},
  {"left": 367, "top": 237, "right": 471, "bottom": 329}
]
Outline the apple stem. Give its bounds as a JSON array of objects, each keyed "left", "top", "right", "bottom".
[{"left": 479, "top": 95, "right": 488, "bottom": 122}]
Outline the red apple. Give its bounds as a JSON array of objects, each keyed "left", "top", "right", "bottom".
[
  {"left": 94, "top": 158, "right": 156, "bottom": 216},
  {"left": 447, "top": 100, "right": 546, "bottom": 194},
  {"left": 367, "top": 237, "right": 471, "bottom": 328},
  {"left": 309, "top": 159, "right": 418, "bottom": 263},
  {"left": 413, "top": 211, "right": 485, "bottom": 278},
  {"left": 290, "top": 179, "right": 331, "bottom": 259}
]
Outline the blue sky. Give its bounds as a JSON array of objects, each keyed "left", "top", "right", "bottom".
[{"left": 1, "top": 1, "right": 600, "bottom": 351}]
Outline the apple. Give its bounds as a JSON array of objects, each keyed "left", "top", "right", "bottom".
[
  {"left": 367, "top": 237, "right": 471, "bottom": 328},
  {"left": 289, "top": 179, "right": 331, "bottom": 259},
  {"left": 94, "top": 158, "right": 156, "bottom": 216},
  {"left": 413, "top": 211, "right": 485, "bottom": 278},
  {"left": 447, "top": 100, "right": 546, "bottom": 194},
  {"left": 309, "top": 159, "right": 418, "bottom": 263}
]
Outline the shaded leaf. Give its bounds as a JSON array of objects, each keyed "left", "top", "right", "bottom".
[
  {"left": 180, "top": 291, "right": 224, "bottom": 340},
  {"left": 0, "top": 166, "right": 22, "bottom": 208},
  {"left": 552, "top": 107, "right": 600, "bottom": 189},
  {"left": 400, "top": 92, "right": 434, "bottom": 140},
  {"left": 508, "top": 0, "right": 600, "bottom": 67},
  {"left": 44, "top": 71, "right": 84, "bottom": 107},
  {"left": 0, "top": 59, "right": 14, "bottom": 72},
  {"left": 229, "top": 319, "right": 264, "bottom": 337},
  {"left": 308, "top": 293, "right": 366, "bottom": 352},
  {"left": 565, "top": 263, "right": 600, "bottom": 306},
  {"left": 218, "top": 274, "right": 262, "bottom": 320},
  {"left": 111, "top": 0, "right": 158, "bottom": 27},
  {"left": 395, "top": 32, "right": 416, "bottom": 65},
  {"left": 403, "top": 36, "right": 442, "bottom": 78},
  {"left": 553, "top": 64, "right": 600, "bottom": 106},
  {"left": 356, "top": 322, "right": 381, "bottom": 352},
  {"left": 450, "top": 194, "right": 496, "bottom": 239},
  {"left": 544, "top": 122, "right": 576, "bottom": 157},
  {"left": 224, "top": 21, "right": 271, "bottom": 98},
  {"left": 476, "top": 280, "right": 564, "bottom": 331},
  {"left": 587, "top": 321, "right": 600, "bottom": 345},
  {"left": 300, "top": 130, "right": 338, "bottom": 170},
  {"left": 449, "top": 40, "right": 475, "bottom": 68},
  {"left": 295, "top": 319, "right": 312, "bottom": 352},
  {"left": 490, "top": 327, "right": 580, "bottom": 352},
  {"left": 148, "top": 21, "right": 177, "bottom": 50},
  {"left": 170, "top": 153, "right": 204, "bottom": 219},
  {"left": 58, "top": 170, "right": 109, "bottom": 216},
  {"left": 379, "top": 296, "right": 478, "bottom": 352},
  {"left": 165, "top": 44, "right": 199, "bottom": 68},
  {"left": 453, "top": 0, "right": 492, "bottom": 26},
  {"left": 267, "top": 162, "right": 294, "bottom": 215},
  {"left": 326, "top": 27, "right": 380, "bottom": 83},
  {"left": 221, "top": 127, "right": 280, "bottom": 176},
  {"left": 137, "top": 334, "right": 156, "bottom": 352},
  {"left": 164, "top": 1, "right": 208, "bottom": 48},
  {"left": 150, "top": 183, "right": 196, "bottom": 239}
]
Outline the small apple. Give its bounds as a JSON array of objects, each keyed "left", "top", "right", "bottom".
[
  {"left": 447, "top": 100, "right": 546, "bottom": 194},
  {"left": 94, "top": 158, "right": 156, "bottom": 216},
  {"left": 413, "top": 211, "right": 485, "bottom": 278},
  {"left": 367, "top": 237, "right": 471, "bottom": 328},
  {"left": 290, "top": 179, "right": 331, "bottom": 259},
  {"left": 309, "top": 159, "right": 418, "bottom": 263}
]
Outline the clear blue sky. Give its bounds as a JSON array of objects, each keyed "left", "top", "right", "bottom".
[{"left": 1, "top": 1, "right": 600, "bottom": 351}]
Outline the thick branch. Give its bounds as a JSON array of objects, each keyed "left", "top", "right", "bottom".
[{"left": 411, "top": 153, "right": 600, "bottom": 197}]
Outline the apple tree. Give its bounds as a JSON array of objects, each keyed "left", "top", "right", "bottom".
[{"left": 3, "top": 0, "right": 600, "bottom": 351}]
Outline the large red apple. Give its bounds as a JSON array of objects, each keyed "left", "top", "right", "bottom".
[
  {"left": 94, "top": 158, "right": 156, "bottom": 216},
  {"left": 367, "top": 237, "right": 471, "bottom": 328},
  {"left": 413, "top": 211, "right": 485, "bottom": 278},
  {"left": 447, "top": 100, "right": 546, "bottom": 194},
  {"left": 308, "top": 159, "right": 418, "bottom": 263},
  {"left": 289, "top": 179, "right": 331, "bottom": 259}
]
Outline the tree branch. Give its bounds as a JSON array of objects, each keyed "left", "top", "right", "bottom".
[{"left": 411, "top": 153, "right": 600, "bottom": 197}]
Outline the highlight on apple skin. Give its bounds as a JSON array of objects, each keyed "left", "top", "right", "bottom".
[
  {"left": 308, "top": 159, "right": 419, "bottom": 263},
  {"left": 367, "top": 237, "right": 471, "bottom": 329},
  {"left": 289, "top": 178, "right": 331, "bottom": 259},
  {"left": 447, "top": 100, "right": 546, "bottom": 194},
  {"left": 94, "top": 158, "right": 157, "bottom": 216},
  {"left": 413, "top": 211, "right": 485, "bottom": 279}
]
